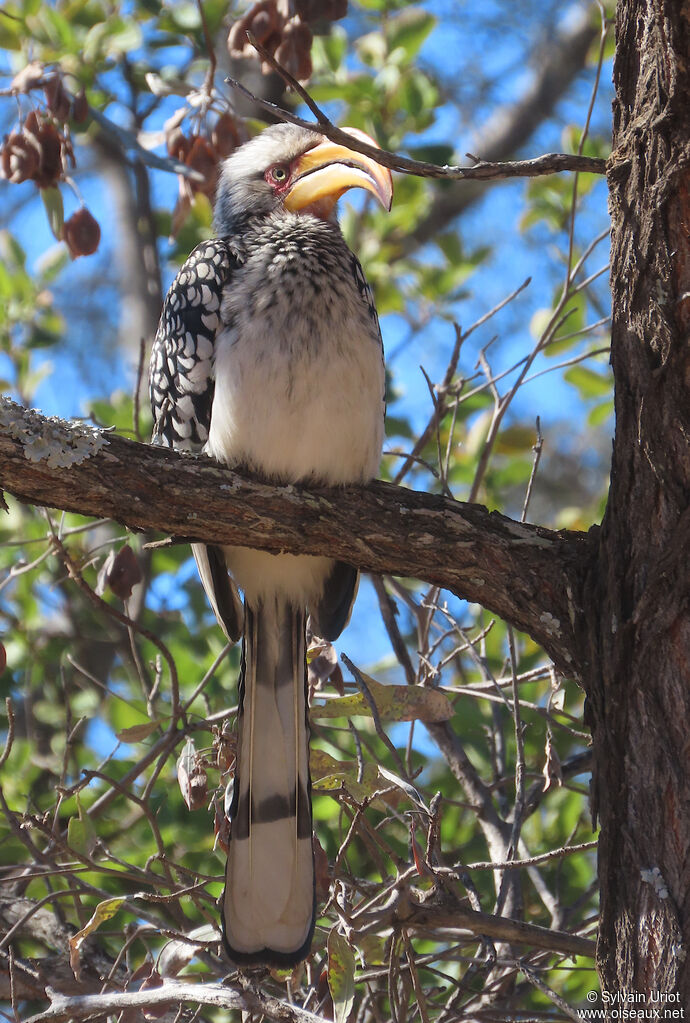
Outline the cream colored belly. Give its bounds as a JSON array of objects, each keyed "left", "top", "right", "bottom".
[{"left": 206, "top": 324, "right": 384, "bottom": 603}]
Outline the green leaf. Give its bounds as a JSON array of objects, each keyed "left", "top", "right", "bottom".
[
  {"left": 84, "top": 16, "right": 142, "bottom": 59},
  {"left": 387, "top": 9, "right": 436, "bottom": 62},
  {"left": 565, "top": 365, "right": 612, "bottom": 399},
  {"left": 107, "top": 696, "right": 154, "bottom": 735},
  {"left": 1, "top": 230, "right": 27, "bottom": 270},
  {"left": 41, "top": 188, "right": 65, "bottom": 242},
  {"left": 116, "top": 720, "right": 161, "bottom": 743},
  {"left": 328, "top": 929, "right": 356, "bottom": 1023},
  {"left": 588, "top": 398, "right": 614, "bottom": 426},
  {"left": 311, "top": 675, "right": 453, "bottom": 723},
  {"left": 495, "top": 425, "right": 539, "bottom": 455},
  {"left": 317, "top": 27, "right": 347, "bottom": 73},
  {"left": 67, "top": 794, "right": 98, "bottom": 856},
  {"left": 170, "top": 2, "right": 201, "bottom": 30},
  {"left": 107, "top": 18, "right": 143, "bottom": 54},
  {"left": 530, "top": 307, "right": 554, "bottom": 341},
  {"left": 355, "top": 30, "right": 388, "bottom": 68},
  {"left": 32, "top": 5, "right": 77, "bottom": 51},
  {"left": 0, "top": 11, "right": 23, "bottom": 49},
  {"left": 36, "top": 245, "right": 70, "bottom": 283}
]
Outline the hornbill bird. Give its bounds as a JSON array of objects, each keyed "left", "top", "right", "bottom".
[{"left": 149, "top": 122, "right": 393, "bottom": 966}]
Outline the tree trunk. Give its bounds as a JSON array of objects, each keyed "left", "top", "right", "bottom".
[{"left": 582, "top": 0, "right": 690, "bottom": 1005}]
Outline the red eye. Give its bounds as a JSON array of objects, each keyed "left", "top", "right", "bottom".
[{"left": 269, "top": 165, "right": 289, "bottom": 183}]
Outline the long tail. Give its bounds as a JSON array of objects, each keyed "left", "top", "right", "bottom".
[{"left": 222, "top": 595, "right": 315, "bottom": 965}]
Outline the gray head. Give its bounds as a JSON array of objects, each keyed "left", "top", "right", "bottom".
[{"left": 214, "top": 122, "right": 393, "bottom": 235}]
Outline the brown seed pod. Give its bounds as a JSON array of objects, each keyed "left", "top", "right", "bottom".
[
  {"left": 248, "top": 7, "right": 278, "bottom": 45},
  {"left": 259, "top": 32, "right": 285, "bottom": 73},
  {"left": 104, "top": 544, "right": 144, "bottom": 601},
  {"left": 295, "top": 0, "right": 347, "bottom": 21},
  {"left": 24, "top": 111, "right": 64, "bottom": 188},
  {"left": 63, "top": 206, "right": 101, "bottom": 258},
  {"left": 275, "top": 18, "right": 313, "bottom": 80},
  {"left": 227, "top": 18, "right": 250, "bottom": 55},
  {"left": 72, "top": 88, "right": 89, "bottom": 124},
  {"left": 228, "top": 0, "right": 285, "bottom": 58},
  {"left": 0, "top": 131, "right": 40, "bottom": 184},
  {"left": 212, "top": 112, "right": 241, "bottom": 159},
  {"left": 313, "top": 833, "right": 331, "bottom": 900},
  {"left": 166, "top": 126, "right": 192, "bottom": 163},
  {"left": 185, "top": 135, "right": 219, "bottom": 198},
  {"left": 44, "top": 75, "right": 71, "bottom": 121}
]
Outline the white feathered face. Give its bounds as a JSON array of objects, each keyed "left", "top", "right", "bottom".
[{"left": 214, "top": 122, "right": 393, "bottom": 232}]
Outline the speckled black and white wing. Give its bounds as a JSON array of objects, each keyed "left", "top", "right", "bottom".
[
  {"left": 149, "top": 238, "right": 244, "bottom": 642},
  {"left": 351, "top": 254, "right": 383, "bottom": 348},
  {"left": 150, "top": 238, "right": 237, "bottom": 452}
]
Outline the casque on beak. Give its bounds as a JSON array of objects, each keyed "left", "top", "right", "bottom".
[{"left": 284, "top": 127, "right": 393, "bottom": 216}]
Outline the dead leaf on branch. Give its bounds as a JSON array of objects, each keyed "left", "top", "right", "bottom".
[
  {"left": 69, "top": 896, "right": 126, "bottom": 979},
  {"left": 327, "top": 929, "right": 356, "bottom": 1023},
  {"left": 542, "top": 729, "right": 563, "bottom": 791},
  {"left": 310, "top": 747, "right": 380, "bottom": 803},
  {"left": 311, "top": 674, "right": 453, "bottom": 723},
  {"left": 116, "top": 720, "right": 161, "bottom": 743},
  {"left": 177, "top": 737, "right": 208, "bottom": 810}
]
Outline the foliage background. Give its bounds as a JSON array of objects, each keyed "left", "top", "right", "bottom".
[{"left": 0, "top": 0, "right": 612, "bottom": 1018}]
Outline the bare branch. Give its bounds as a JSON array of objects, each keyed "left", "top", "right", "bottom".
[
  {"left": 399, "top": 6, "right": 606, "bottom": 254},
  {"left": 225, "top": 35, "right": 606, "bottom": 183},
  {"left": 352, "top": 885, "right": 596, "bottom": 959},
  {"left": 23, "top": 980, "right": 328, "bottom": 1023}
]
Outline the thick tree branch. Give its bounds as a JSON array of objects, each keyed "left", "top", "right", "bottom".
[
  {"left": 364, "top": 889, "right": 596, "bottom": 959},
  {"left": 0, "top": 399, "right": 592, "bottom": 673}
]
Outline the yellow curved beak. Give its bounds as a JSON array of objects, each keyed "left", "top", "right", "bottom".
[{"left": 284, "top": 127, "right": 393, "bottom": 215}]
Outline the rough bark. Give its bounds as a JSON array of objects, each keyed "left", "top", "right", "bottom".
[
  {"left": 0, "top": 398, "right": 591, "bottom": 675},
  {"left": 580, "top": 0, "right": 690, "bottom": 1005}
]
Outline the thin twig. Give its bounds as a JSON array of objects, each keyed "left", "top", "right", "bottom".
[
  {"left": 196, "top": 0, "right": 217, "bottom": 97},
  {"left": 51, "top": 535, "right": 182, "bottom": 729},
  {"left": 133, "top": 336, "right": 146, "bottom": 443},
  {"left": 0, "top": 697, "right": 15, "bottom": 771},
  {"left": 521, "top": 418, "right": 544, "bottom": 522},
  {"left": 519, "top": 962, "right": 585, "bottom": 1022},
  {"left": 401, "top": 931, "right": 431, "bottom": 1023},
  {"left": 225, "top": 62, "right": 606, "bottom": 182},
  {"left": 460, "top": 839, "right": 597, "bottom": 871},
  {"left": 393, "top": 280, "right": 531, "bottom": 486},
  {"left": 372, "top": 576, "right": 417, "bottom": 686},
  {"left": 491, "top": 626, "right": 526, "bottom": 921}
]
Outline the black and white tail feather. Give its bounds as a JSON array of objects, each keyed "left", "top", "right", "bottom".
[{"left": 225, "top": 599, "right": 314, "bottom": 963}]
